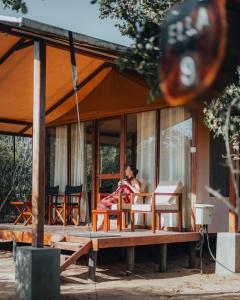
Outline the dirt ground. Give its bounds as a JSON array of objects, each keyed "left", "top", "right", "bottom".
[{"left": 0, "top": 250, "right": 240, "bottom": 300}]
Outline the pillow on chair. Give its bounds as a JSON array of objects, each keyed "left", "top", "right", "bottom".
[{"left": 154, "top": 181, "right": 183, "bottom": 211}]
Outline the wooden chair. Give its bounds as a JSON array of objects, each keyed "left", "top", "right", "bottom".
[
  {"left": 92, "top": 193, "right": 124, "bottom": 232},
  {"left": 53, "top": 185, "right": 82, "bottom": 226},
  {"left": 45, "top": 185, "right": 59, "bottom": 225},
  {"left": 130, "top": 182, "right": 183, "bottom": 233}
]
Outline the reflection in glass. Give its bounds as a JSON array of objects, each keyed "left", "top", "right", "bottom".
[{"left": 99, "top": 118, "right": 120, "bottom": 174}]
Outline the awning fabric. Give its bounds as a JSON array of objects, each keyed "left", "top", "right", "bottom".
[{"left": 0, "top": 17, "right": 165, "bottom": 136}]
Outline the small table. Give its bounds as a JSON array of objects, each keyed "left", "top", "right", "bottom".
[
  {"left": 92, "top": 209, "right": 122, "bottom": 232},
  {"left": 10, "top": 201, "right": 32, "bottom": 226}
]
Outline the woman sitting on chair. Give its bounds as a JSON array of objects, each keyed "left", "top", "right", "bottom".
[{"left": 97, "top": 165, "right": 141, "bottom": 230}]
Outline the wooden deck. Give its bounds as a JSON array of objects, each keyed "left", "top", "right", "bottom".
[{"left": 0, "top": 223, "right": 200, "bottom": 251}]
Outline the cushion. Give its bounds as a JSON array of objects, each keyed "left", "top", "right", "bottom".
[
  {"left": 132, "top": 203, "right": 178, "bottom": 212},
  {"left": 111, "top": 203, "right": 131, "bottom": 210},
  {"left": 154, "top": 181, "right": 183, "bottom": 205}
]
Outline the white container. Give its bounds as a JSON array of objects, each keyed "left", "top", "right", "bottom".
[{"left": 195, "top": 204, "right": 214, "bottom": 225}]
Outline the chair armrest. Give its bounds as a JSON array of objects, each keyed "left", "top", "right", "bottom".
[
  {"left": 132, "top": 192, "right": 153, "bottom": 197},
  {"left": 154, "top": 192, "right": 181, "bottom": 196}
]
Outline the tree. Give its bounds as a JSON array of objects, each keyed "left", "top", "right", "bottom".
[
  {"left": 92, "top": 0, "right": 180, "bottom": 99},
  {"left": 1, "top": 0, "right": 27, "bottom": 12},
  {"left": 0, "top": 136, "right": 32, "bottom": 223},
  {"left": 203, "top": 68, "right": 240, "bottom": 153}
]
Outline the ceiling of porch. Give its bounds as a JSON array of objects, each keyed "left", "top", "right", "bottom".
[{"left": 0, "top": 17, "right": 165, "bottom": 136}]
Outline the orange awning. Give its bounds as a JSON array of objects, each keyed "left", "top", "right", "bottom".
[{"left": 0, "top": 17, "right": 165, "bottom": 136}]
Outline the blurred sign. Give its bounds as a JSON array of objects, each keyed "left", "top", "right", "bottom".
[{"left": 159, "top": 0, "right": 227, "bottom": 105}]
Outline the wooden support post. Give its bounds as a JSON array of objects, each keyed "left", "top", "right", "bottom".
[
  {"left": 159, "top": 244, "right": 167, "bottom": 273},
  {"left": 32, "top": 41, "right": 46, "bottom": 248},
  {"left": 127, "top": 246, "right": 135, "bottom": 273},
  {"left": 188, "top": 242, "right": 197, "bottom": 268},
  {"left": 229, "top": 167, "right": 238, "bottom": 233},
  {"left": 88, "top": 249, "right": 98, "bottom": 282}
]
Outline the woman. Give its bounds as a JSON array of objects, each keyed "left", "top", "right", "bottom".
[{"left": 97, "top": 165, "right": 141, "bottom": 230}]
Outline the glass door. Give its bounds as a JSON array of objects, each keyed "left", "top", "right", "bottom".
[{"left": 97, "top": 117, "right": 121, "bottom": 195}]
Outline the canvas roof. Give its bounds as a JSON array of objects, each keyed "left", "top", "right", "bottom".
[{"left": 0, "top": 16, "right": 164, "bottom": 136}]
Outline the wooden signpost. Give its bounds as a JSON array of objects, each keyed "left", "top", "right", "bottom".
[{"left": 159, "top": 0, "right": 240, "bottom": 106}]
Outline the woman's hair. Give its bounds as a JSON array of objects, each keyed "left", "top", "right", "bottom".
[{"left": 127, "top": 165, "right": 138, "bottom": 177}]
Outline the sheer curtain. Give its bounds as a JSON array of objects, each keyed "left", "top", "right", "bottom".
[
  {"left": 54, "top": 126, "right": 68, "bottom": 193},
  {"left": 160, "top": 107, "right": 192, "bottom": 228},
  {"left": 136, "top": 111, "right": 156, "bottom": 224},
  {"left": 71, "top": 123, "right": 87, "bottom": 222}
]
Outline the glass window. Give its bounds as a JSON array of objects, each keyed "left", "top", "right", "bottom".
[
  {"left": 98, "top": 118, "right": 120, "bottom": 175},
  {"left": 126, "top": 114, "right": 137, "bottom": 167},
  {"left": 210, "top": 134, "right": 229, "bottom": 197}
]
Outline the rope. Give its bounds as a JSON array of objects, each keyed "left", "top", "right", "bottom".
[{"left": 68, "top": 31, "right": 98, "bottom": 299}]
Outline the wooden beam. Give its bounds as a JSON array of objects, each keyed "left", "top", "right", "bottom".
[
  {"left": 91, "top": 120, "right": 97, "bottom": 211},
  {"left": 155, "top": 110, "right": 160, "bottom": 188},
  {"left": 60, "top": 240, "right": 92, "bottom": 273},
  {"left": 16, "top": 40, "right": 34, "bottom": 50},
  {"left": 126, "top": 246, "right": 135, "bottom": 273},
  {"left": 191, "top": 109, "right": 198, "bottom": 232},
  {"left": 0, "top": 118, "right": 32, "bottom": 126},
  {"left": 188, "top": 242, "right": 198, "bottom": 268},
  {"left": 159, "top": 244, "right": 167, "bottom": 273},
  {"left": 0, "top": 131, "right": 31, "bottom": 138},
  {"left": 31, "top": 41, "right": 46, "bottom": 248},
  {"left": 120, "top": 115, "right": 126, "bottom": 180},
  {"left": 229, "top": 165, "right": 238, "bottom": 232},
  {"left": 88, "top": 249, "right": 98, "bottom": 281},
  {"left": 0, "top": 24, "right": 120, "bottom": 62},
  {"left": 0, "top": 37, "right": 25, "bottom": 65}
]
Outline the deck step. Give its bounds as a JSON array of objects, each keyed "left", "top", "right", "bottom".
[
  {"left": 60, "top": 240, "right": 92, "bottom": 273},
  {"left": 60, "top": 254, "right": 70, "bottom": 265},
  {"left": 52, "top": 241, "right": 83, "bottom": 252}
]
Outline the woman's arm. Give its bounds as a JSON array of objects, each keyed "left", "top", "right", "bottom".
[{"left": 128, "top": 179, "right": 141, "bottom": 193}]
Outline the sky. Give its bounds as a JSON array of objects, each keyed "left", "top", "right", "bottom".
[{"left": 0, "top": 0, "right": 132, "bottom": 46}]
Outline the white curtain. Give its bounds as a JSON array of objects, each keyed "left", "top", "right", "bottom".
[
  {"left": 71, "top": 123, "right": 87, "bottom": 222},
  {"left": 160, "top": 107, "right": 192, "bottom": 228},
  {"left": 136, "top": 111, "right": 156, "bottom": 224},
  {"left": 54, "top": 126, "right": 68, "bottom": 194}
]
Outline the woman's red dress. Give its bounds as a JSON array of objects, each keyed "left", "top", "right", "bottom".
[{"left": 97, "top": 179, "right": 135, "bottom": 210}]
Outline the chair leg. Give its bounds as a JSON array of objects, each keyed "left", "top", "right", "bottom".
[
  {"left": 178, "top": 211, "right": 182, "bottom": 232},
  {"left": 156, "top": 213, "right": 161, "bottom": 231},
  {"left": 92, "top": 213, "right": 97, "bottom": 232},
  {"left": 63, "top": 204, "right": 67, "bottom": 226},
  {"left": 117, "top": 213, "right": 121, "bottom": 232},
  {"left": 130, "top": 212, "right": 135, "bottom": 232},
  {"left": 103, "top": 213, "right": 108, "bottom": 232},
  {"left": 122, "top": 212, "right": 127, "bottom": 229},
  {"left": 152, "top": 211, "right": 156, "bottom": 233}
]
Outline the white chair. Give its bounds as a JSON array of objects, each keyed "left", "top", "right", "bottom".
[{"left": 130, "top": 181, "right": 183, "bottom": 233}]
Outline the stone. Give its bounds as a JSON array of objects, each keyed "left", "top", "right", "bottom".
[
  {"left": 216, "top": 232, "right": 240, "bottom": 274},
  {"left": 15, "top": 246, "right": 60, "bottom": 300}
]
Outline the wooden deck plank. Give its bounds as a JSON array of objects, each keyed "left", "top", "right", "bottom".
[{"left": 0, "top": 224, "right": 200, "bottom": 250}]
